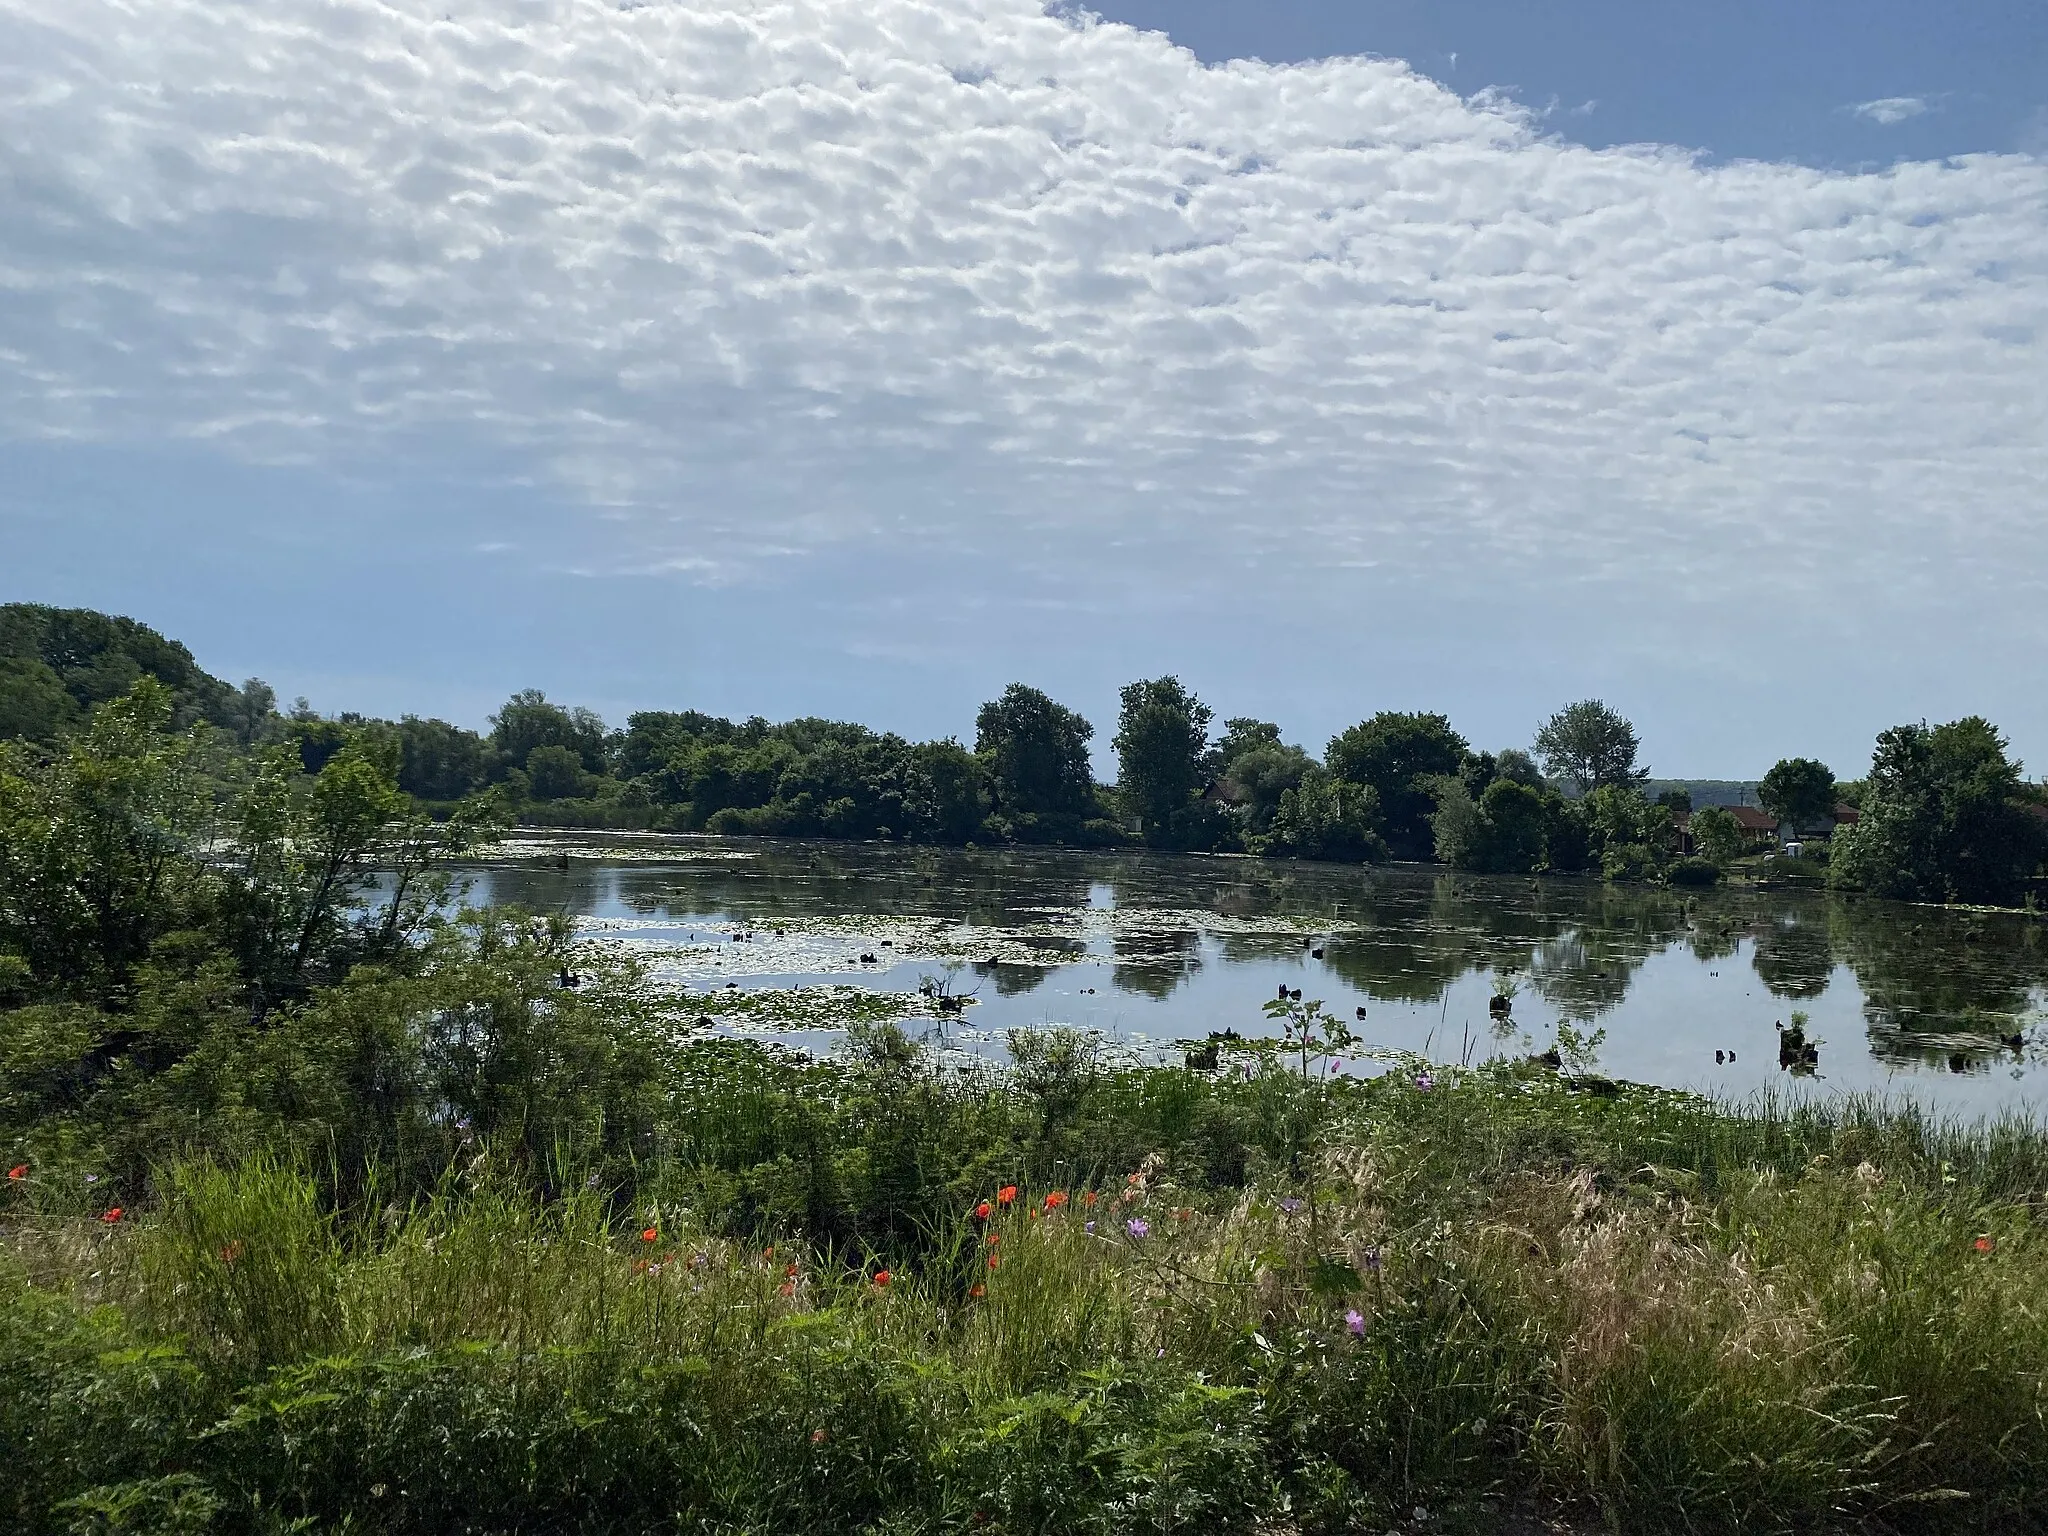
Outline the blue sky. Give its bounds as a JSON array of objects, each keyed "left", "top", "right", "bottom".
[
  {"left": 1092, "top": 0, "right": 2048, "bottom": 167},
  {"left": 2, "top": 0, "right": 2045, "bottom": 782}
]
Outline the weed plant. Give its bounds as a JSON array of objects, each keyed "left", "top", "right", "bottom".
[{"left": 7, "top": 1028, "right": 2048, "bottom": 1535}]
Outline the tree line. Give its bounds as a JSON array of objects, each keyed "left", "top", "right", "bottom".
[{"left": 3, "top": 602, "right": 2043, "bottom": 904}]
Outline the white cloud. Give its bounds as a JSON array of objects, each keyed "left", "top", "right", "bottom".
[
  {"left": 0, "top": 0, "right": 2043, "bottom": 614},
  {"left": 1853, "top": 96, "right": 1930, "bottom": 126}
]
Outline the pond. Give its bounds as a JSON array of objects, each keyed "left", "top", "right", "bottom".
[{"left": 457, "top": 833, "right": 2048, "bottom": 1116}]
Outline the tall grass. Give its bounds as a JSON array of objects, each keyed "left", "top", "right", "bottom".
[{"left": 6, "top": 1052, "right": 2048, "bottom": 1533}]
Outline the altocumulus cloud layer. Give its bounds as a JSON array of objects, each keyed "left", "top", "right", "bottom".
[{"left": 2, "top": 0, "right": 2046, "bottom": 605}]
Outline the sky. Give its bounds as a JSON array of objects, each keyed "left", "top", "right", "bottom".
[{"left": 2, "top": 0, "right": 2045, "bottom": 781}]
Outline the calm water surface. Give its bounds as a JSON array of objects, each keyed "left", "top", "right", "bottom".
[{"left": 460, "top": 833, "right": 2048, "bottom": 1117}]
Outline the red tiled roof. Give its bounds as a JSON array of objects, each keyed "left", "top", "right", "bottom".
[{"left": 1725, "top": 806, "right": 1779, "bottom": 832}]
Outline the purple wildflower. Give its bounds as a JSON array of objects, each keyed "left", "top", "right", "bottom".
[
  {"left": 1363, "top": 1247, "right": 1383, "bottom": 1272},
  {"left": 1414, "top": 1073, "right": 1434, "bottom": 1092},
  {"left": 1278, "top": 1197, "right": 1304, "bottom": 1214},
  {"left": 1085, "top": 1221, "right": 1096, "bottom": 1234},
  {"left": 1345, "top": 1309, "right": 1366, "bottom": 1337},
  {"left": 1127, "top": 1218, "right": 1150, "bottom": 1239}
]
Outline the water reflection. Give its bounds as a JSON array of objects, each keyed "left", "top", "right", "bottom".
[{"left": 457, "top": 835, "right": 2048, "bottom": 1106}]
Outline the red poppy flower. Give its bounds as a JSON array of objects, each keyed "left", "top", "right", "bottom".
[
  {"left": 641, "top": 1227, "right": 659, "bottom": 1243},
  {"left": 1976, "top": 1236, "right": 1995, "bottom": 1253},
  {"left": 220, "top": 1240, "right": 244, "bottom": 1264},
  {"left": 873, "top": 1269, "right": 892, "bottom": 1288},
  {"left": 786, "top": 1262, "right": 799, "bottom": 1277},
  {"left": 996, "top": 1185, "right": 1017, "bottom": 1206},
  {"left": 100, "top": 1207, "right": 122, "bottom": 1224},
  {"left": 974, "top": 1200, "right": 992, "bottom": 1221},
  {"left": 1082, "top": 1190, "right": 1098, "bottom": 1208},
  {"left": 986, "top": 1231, "right": 1000, "bottom": 1246},
  {"left": 986, "top": 1254, "right": 1000, "bottom": 1270},
  {"left": 5, "top": 1165, "right": 25, "bottom": 1182},
  {"left": 1043, "top": 1191, "right": 1068, "bottom": 1211},
  {"left": 969, "top": 1283, "right": 986, "bottom": 1298},
  {"left": 779, "top": 1281, "right": 795, "bottom": 1297},
  {"left": 763, "top": 1246, "right": 775, "bottom": 1260}
]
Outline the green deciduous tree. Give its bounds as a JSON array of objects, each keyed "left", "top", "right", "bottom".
[
  {"left": 0, "top": 680, "right": 210, "bottom": 999},
  {"left": 1533, "top": 700, "right": 1649, "bottom": 795},
  {"left": 1582, "top": 785, "right": 1677, "bottom": 882},
  {"left": 1255, "top": 770, "right": 1387, "bottom": 863},
  {"left": 1431, "top": 777, "right": 1552, "bottom": 873},
  {"left": 1831, "top": 718, "right": 2044, "bottom": 905},
  {"left": 975, "top": 684, "right": 1097, "bottom": 826},
  {"left": 397, "top": 716, "right": 492, "bottom": 801},
  {"left": 0, "top": 603, "right": 236, "bottom": 741},
  {"left": 491, "top": 690, "right": 610, "bottom": 776},
  {"left": 1325, "top": 712, "right": 1469, "bottom": 861},
  {"left": 1689, "top": 805, "right": 1746, "bottom": 866},
  {"left": 524, "top": 744, "right": 592, "bottom": 801},
  {"left": 1758, "top": 758, "right": 1838, "bottom": 834},
  {"left": 1113, "top": 676, "right": 1213, "bottom": 845}
]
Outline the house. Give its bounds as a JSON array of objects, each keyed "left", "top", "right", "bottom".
[
  {"left": 1724, "top": 805, "right": 1783, "bottom": 847},
  {"left": 1675, "top": 804, "right": 1780, "bottom": 856},
  {"left": 1199, "top": 777, "right": 1251, "bottom": 808}
]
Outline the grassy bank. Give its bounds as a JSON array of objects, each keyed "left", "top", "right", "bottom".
[{"left": 7, "top": 1034, "right": 2048, "bottom": 1535}]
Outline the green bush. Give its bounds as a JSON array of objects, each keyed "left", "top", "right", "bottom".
[{"left": 1667, "top": 855, "right": 1722, "bottom": 886}]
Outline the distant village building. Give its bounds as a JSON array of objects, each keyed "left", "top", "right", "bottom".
[{"left": 1675, "top": 801, "right": 1860, "bottom": 856}]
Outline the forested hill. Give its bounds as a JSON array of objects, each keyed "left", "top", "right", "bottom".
[{"left": 0, "top": 602, "right": 266, "bottom": 743}]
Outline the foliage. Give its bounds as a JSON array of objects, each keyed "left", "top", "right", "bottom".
[
  {"left": 1533, "top": 699, "right": 1649, "bottom": 794},
  {"left": 1324, "top": 712, "right": 1469, "bottom": 860},
  {"left": 1432, "top": 776, "right": 1553, "bottom": 874},
  {"left": 975, "top": 683, "right": 1098, "bottom": 830},
  {"left": 1210, "top": 721, "right": 1314, "bottom": 846},
  {"left": 10, "top": 1055, "right": 2048, "bottom": 1535},
  {"left": 490, "top": 689, "right": 611, "bottom": 775},
  {"left": 1253, "top": 769, "right": 1387, "bottom": 863},
  {"left": 1667, "top": 854, "right": 1723, "bottom": 886},
  {"left": 1758, "top": 757, "right": 1838, "bottom": 832},
  {"left": 0, "top": 603, "right": 239, "bottom": 744},
  {"left": 1581, "top": 784, "right": 1678, "bottom": 881},
  {"left": 1831, "top": 718, "right": 2046, "bottom": 905},
  {"left": 1113, "top": 676, "right": 1214, "bottom": 847},
  {"left": 8, "top": 705, "right": 2048, "bottom": 1529},
  {"left": 396, "top": 715, "right": 494, "bottom": 801},
  {"left": 1689, "top": 805, "right": 1747, "bottom": 866}
]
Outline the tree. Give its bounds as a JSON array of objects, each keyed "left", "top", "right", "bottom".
[
  {"left": 491, "top": 690, "right": 610, "bottom": 775},
  {"left": 906, "top": 739, "right": 986, "bottom": 842},
  {"left": 1256, "top": 769, "right": 1386, "bottom": 863},
  {"left": 0, "top": 679, "right": 210, "bottom": 997},
  {"left": 1758, "top": 758, "right": 1837, "bottom": 833},
  {"left": 223, "top": 678, "right": 279, "bottom": 748},
  {"left": 1211, "top": 718, "right": 1281, "bottom": 775},
  {"left": 974, "top": 684, "right": 1096, "bottom": 823},
  {"left": 0, "top": 603, "right": 236, "bottom": 739},
  {"left": 1690, "top": 805, "right": 1746, "bottom": 866},
  {"left": 1432, "top": 777, "right": 1550, "bottom": 873},
  {"left": 525, "top": 744, "right": 591, "bottom": 800},
  {"left": 1533, "top": 700, "right": 1648, "bottom": 794},
  {"left": 1582, "top": 784, "right": 1676, "bottom": 881},
  {"left": 397, "top": 716, "right": 493, "bottom": 802},
  {"left": 1113, "top": 676, "right": 1212, "bottom": 844},
  {"left": 1325, "top": 712, "right": 1469, "bottom": 861},
  {"left": 1832, "top": 718, "right": 2044, "bottom": 905}
]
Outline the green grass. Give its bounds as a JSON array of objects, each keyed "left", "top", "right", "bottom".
[{"left": 7, "top": 1041, "right": 2048, "bottom": 1535}]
